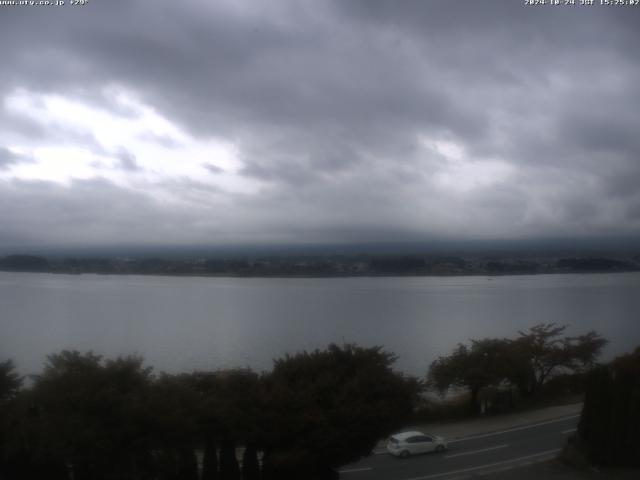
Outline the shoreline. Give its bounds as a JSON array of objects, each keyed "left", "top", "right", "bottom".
[{"left": 1, "top": 268, "right": 639, "bottom": 280}]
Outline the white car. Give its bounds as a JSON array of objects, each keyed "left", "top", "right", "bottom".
[{"left": 386, "top": 431, "right": 448, "bottom": 458}]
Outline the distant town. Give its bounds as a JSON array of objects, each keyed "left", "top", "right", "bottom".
[{"left": 1, "top": 253, "right": 639, "bottom": 277}]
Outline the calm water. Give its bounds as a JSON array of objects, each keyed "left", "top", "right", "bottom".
[{"left": 1, "top": 271, "right": 639, "bottom": 376}]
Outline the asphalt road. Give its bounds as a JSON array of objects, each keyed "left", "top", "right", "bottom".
[{"left": 339, "top": 414, "right": 580, "bottom": 480}]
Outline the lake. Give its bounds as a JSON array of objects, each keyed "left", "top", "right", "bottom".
[{"left": 1, "top": 271, "right": 639, "bottom": 377}]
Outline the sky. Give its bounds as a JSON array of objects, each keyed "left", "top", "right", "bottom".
[{"left": 1, "top": 0, "right": 639, "bottom": 252}]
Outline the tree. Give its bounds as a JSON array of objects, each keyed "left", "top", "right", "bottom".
[
  {"left": 201, "top": 434, "right": 219, "bottom": 480},
  {"left": 29, "top": 351, "right": 155, "bottom": 480},
  {"left": 184, "top": 368, "right": 263, "bottom": 479},
  {"left": 177, "top": 447, "right": 199, "bottom": 480},
  {"left": 577, "top": 346, "right": 640, "bottom": 466},
  {"left": 514, "top": 324, "right": 607, "bottom": 396},
  {"left": 428, "top": 325, "right": 607, "bottom": 411},
  {"left": 189, "top": 369, "right": 264, "bottom": 444},
  {"left": 0, "top": 360, "right": 26, "bottom": 480},
  {"left": 145, "top": 373, "right": 203, "bottom": 480},
  {"left": 0, "top": 360, "right": 22, "bottom": 404},
  {"left": 219, "top": 437, "right": 240, "bottom": 480},
  {"left": 0, "top": 255, "right": 49, "bottom": 272},
  {"left": 260, "top": 343, "right": 421, "bottom": 478},
  {"left": 241, "top": 444, "right": 260, "bottom": 480},
  {"left": 428, "top": 339, "right": 514, "bottom": 413}
]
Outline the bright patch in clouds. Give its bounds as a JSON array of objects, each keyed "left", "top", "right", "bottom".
[
  {"left": 420, "top": 136, "right": 514, "bottom": 193},
  {"left": 433, "top": 139, "right": 464, "bottom": 160},
  {"left": 13, "top": 146, "right": 99, "bottom": 183},
  {"left": 2, "top": 87, "right": 256, "bottom": 196},
  {"left": 434, "top": 157, "right": 514, "bottom": 193}
]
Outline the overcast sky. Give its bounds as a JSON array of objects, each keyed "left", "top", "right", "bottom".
[{"left": 1, "top": 0, "right": 639, "bottom": 251}]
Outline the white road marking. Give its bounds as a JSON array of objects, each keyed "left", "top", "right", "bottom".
[
  {"left": 561, "top": 428, "right": 577, "bottom": 434},
  {"left": 398, "top": 448, "right": 562, "bottom": 480},
  {"left": 443, "top": 444, "right": 508, "bottom": 459},
  {"left": 339, "top": 467, "right": 373, "bottom": 474},
  {"left": 448, "top": 415, "right": 580, "bottom": 444}
]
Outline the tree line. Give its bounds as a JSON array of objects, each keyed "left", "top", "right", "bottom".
[
  {"left": 0, "top": 324, "right": 611, "bottom": 479},
  {"left": 2, "top": 253, "right": 639, "bottom": 277},
  {"left": 428, "top": 323, "right": 607, "bottom": 414},
  {"left": 0, "top": 345, "right": 420, "bottom": 480}
]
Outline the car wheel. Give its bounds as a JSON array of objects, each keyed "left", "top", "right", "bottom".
[
  {"left": 435, "top": 445, "right": 445, "bottom": 453},
  {"left": 399, "top": 450, "right": 410, "bottom": 459}
]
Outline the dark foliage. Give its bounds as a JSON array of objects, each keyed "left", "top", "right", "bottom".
[
  {"left": 190, "top": 369, "right": 264, "bottom": 443},
  {"left": 241, "top": 444, "right": 260, "bottom": 480},
  {"left": 2, "top": 252, "right": 639, "bottom": 277},
  {"left": 219, "top": 437, "right": 241, "bottom": 480},
  {"left": 177, "top": 448, "right": 199, "bottom": 480},
  {"left": 0, "top": 344, "right": 421, "bottom": 480},
  {"left": 30, "top": 351, "right": 155, "bottom": 480},
  {"left": 429, "top": 339, "right": 516, "bottom": 413},
  {"left": 0, "top": 255, "right": 49, "bottom": 272},
  {"left": 556, "top": 257, "right": 634, "bottom": 272},
  {"left": 369, "top": 256, "right": 428, "bottom": 274},
  {"left": 578, "top": 347, "right": 640, "bottom": 467},
  {"left": 0, "top": 360, "right": 23, "bottom": 404},
  {"left": 485, "top": 260, "right": 539, "bottom": 274},
  {"left": 202, "top": 435, "right": 219, "bottom": 480},
  {"left": 513, "top": 324, "right": 607, "bottom": 396},
  {"left": 260, "top": 343, "right": 421, "bottom": 475},
  {"left": 428, "top": 324, "right": 607, "bottom": 413}
]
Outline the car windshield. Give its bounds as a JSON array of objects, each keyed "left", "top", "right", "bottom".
[{"left": 388, "top": 437, "right": 399, "bottom": 444}]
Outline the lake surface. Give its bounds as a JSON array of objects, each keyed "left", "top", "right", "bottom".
[{"left": 1, "top": 271, "right": 639, "bottom": 377}]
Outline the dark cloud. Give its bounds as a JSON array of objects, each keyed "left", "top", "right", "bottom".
[
  {"left": 0, "top": 1, "right": 640, "bottom": 247},
  {"left": 203, "top": 163, "right": 225, "bottom": 174},
  {"left": 0, "top": 177, "right": 228, "bottom": 248},
  {"left": 0, "top": 147, "right": 30, "bottom": 170},
  {"left": 115, "top": 148, "right": 141, "bottom": 172},
  {"left": 0, "top": 106, "right": 48, "bottom": 141}
]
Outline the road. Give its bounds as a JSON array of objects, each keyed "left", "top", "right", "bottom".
[{"left": 339, "top": 414, "right": 579, "bottom": 480}]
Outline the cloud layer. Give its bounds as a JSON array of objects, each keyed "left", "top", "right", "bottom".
[{"left": 1, "top": 0, "right": 639, "bottom": 250}]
